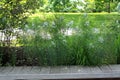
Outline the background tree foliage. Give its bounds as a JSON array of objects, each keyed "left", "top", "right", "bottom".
[
  {"left": 45, "top": 0, "right": 72, "bottom": 12},
  {"left": 0, "top": 0, "right": 40, "bottom": 46},
  {"left": 0, "top": 0, "right": 39, "bottom": 30},
  {"left": 0, "top": 0, "right": 40, "bottom": 65},
  {"left": 38, "top": 0, "right": 119, "bottom": 12},
  {"left": 94, "top": 0, "right": 119, "bottom": 12}
]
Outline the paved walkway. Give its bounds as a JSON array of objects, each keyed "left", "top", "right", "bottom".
[{"left": 0, "top": 65, "right": 120, "bottom": 80}]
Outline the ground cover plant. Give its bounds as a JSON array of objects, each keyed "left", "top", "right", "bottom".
[
  {"left": 16, "top": 13, "right": 119, "bottom": 66},
  {"left": 0, "top": 1, "right": 120, "bottom": 66},
  {"left": 0, "top": 12, "right": 120, "bottom": 66}
]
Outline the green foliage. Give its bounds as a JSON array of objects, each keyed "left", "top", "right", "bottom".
[
  {"left": 115, "top": 35, "right": 120, "bottom": 64},
  {"left": 0, "top": 1, "right": 119, "bottom": 66},
  {"left": 36, "top": 0, "right": 119, "bottom": 12},
  {"left": 94, "top": 0, "right": 119, "bottom": 12},
  {"left": 0, "top": 0, "right": 40, "bottom": 30},
  {"left": 19, "top": 13, "right": 119, "bottom": 66},
  {"left": 116, "top": 2, "right": 120, "bottom": 13},
  {"left": 111, "top": 19, "right": 120, "bottom": 64},
  {"left": 0, "top": 0, "right": 40, "bottom": 66},
  {"left": 21, "top": 15, "right": 69, "bottom": 66},
  {"left": 45, "top": 0, "right": 72, "bottom": 12}
]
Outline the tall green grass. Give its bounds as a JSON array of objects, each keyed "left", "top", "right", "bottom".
[{"left": 19, "top": 13, "right": 119, "bottom": 66}]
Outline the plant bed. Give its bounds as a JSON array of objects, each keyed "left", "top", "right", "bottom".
[
  {"left": 0, "top": 46, "right": 119, "bottom": 66},
  {"left": 0, "top": 13, "right": 120, "bottom": 66}
]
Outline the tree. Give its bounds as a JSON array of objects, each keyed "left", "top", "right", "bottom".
[
  {"left": 45, "top": 0, "right": 87, "bottom": 12},
  {"left": 94, "top": 0, "right": 118, "bottom": 13},
  {"left": 46, "top": 0, "right": 71, "bottom": 12},
  {"left": 104, "top": 0, "right": 111, "bottom": 13},
  {"left": 0, "top": 0, "right": 40, "bottom": 44},
  {"left": 0, "top": 0, "right": 40, "bottom": 65}
]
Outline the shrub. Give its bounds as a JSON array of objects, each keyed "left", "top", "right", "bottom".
[
  {"left": 20, "top": 13, "right": 118, "bottom": 66},
  {"left": 0, "top": 0, "right": 40, "bottom": 66},
  {"left": 0, "top": 12, "right": 119, "bottom": 66}
]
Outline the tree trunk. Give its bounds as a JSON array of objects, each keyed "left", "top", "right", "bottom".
[{"left": 108, "top": 0, "right": 111, "bottom": 13}]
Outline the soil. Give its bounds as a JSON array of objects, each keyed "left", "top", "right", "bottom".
[
  {"left": 0, "top": 46, "right": 31, "bottom": 66},
  {"left": 0, "top": 46, "right": 120, "bottom": 66}
]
